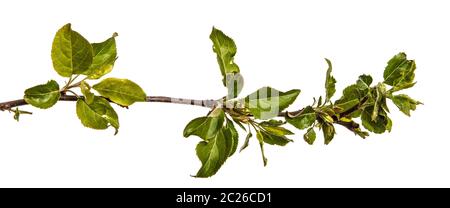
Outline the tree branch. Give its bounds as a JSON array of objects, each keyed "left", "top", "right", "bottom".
[{"left": 0, "top": 95, "right": 217, "bottom": 111}]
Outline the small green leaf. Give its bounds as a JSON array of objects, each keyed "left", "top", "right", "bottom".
[
  {"left": 371, "top": 83, "right": 385, "bottom": 121},
  {"left": 80, "top": 81, "right": 94, "bottom": 104},
  {"left": 358, "top": 74, "right": 373, "bottom": 87},
  {"left": 259, "top": 119, "right": 285, "bottom": 127},
  {"left": 183, "top": 108, "right": 225, "bottom": 141},
  {"left": 317, "top": 96, "right": 323, "bottom": 107},
  {"left": 286, "top": 106, "right": 316, "bottom": 130},
  {"left": 244, "top": 87, "right": 300, "bottom": 120},
  {"left": 383, "top": 53, "right": 416, "bottom": 87},
  {"left": 210, "top": 27, "right": 240, "bottom": 85},
  {"left": 322, "top": 122, "right": 335, "bottom": 145},
  {"left": 76, "top": 96, "right": 119, "bottom": 135},
  {"left": 304, "top": 127, "right": 316, "bottom": 145},
  {"left": 392, "top": 94, "right": 422, "bottom": 116},
  {"left": 231, "top": 117, "right": 247, "bottom": 131},
  {"left": 84, "top": 34, "right": 118, "bottom": 79},
  {"left": 255, "top": 130, "right": 268, "bottom": 166},
  {"left": 324, "top": 58, "right": 336, "bottom": 102},
  {"left": 93, "top": 78, "right": 147, "bottom": 106},
  {"left": 261, "top": 125, "right": 294, "bottom": 136},
  {"left": 259, "top": 128, "right": 293, "bottom": 146},
  {"left": 24, "top": 80, "right": 60, "bottom": 109},
  {"left": 390, "top": 82, "right": 416, "bottom": 93},
  {"left": 361, "top": 107, "right": 391, "bottom": 134},
  {"left": 240, "top": 130, "right": 253, "bottom": 152},
  {"left": 223, "top": 118, "right": 239, "bottom": 157},
  {"left": 195, "top": 129, "right": 228, "bottom": 178},
  {"left": 335, "top": 77, "right": 370, "bottom": 113},
  {"left": 51, "top": 23, "right": 93, "bottom": 77}
]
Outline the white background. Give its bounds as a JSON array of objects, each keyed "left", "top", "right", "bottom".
[{"left": 0, "top": 0, "right": 447, "bottom": 188}]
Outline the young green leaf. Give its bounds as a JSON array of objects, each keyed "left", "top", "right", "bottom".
[
  {"left": 183, "top": 108, "right": 225, "bottom": 141},
  {"left": 390, "top": 82, "right": 416, "bottom": 93},
  {"left": 210, "top": 27, "right": 240, "bottom": 84},
  {"left": 93, "top": 78, "right": 147, "bottom": 106},
  {"left": 76, "top": 96, "right": 119, "bottom": 135},
  {"left": 80, "top": 81, "right": 95, "bottom": 104},
  {"left": 244, "top": 87, "right": 300, "bottom": 120},
  {"left": 259, "top": 119, "right": 285, "bottom": 127},
  {"left": 371, "top": 83, "right": 386, "bottom": 121},
  {"left": 84, "top": 34, "right": 118, "bottom": 79},
  {"left": 223, "top": 118, "right": 239, "bottom": 157},
  {"left": 324, "top": 58, "right": 336, "bottom": 102},
  {"left": 391, "top": 94, "right": 422, "bottom": 116},
  {"left": 24, "top": 80, "right": 60, "bottom": 109},
  {"left": 304, "top": 127, "right": 316, "bottom": 145},
  {"left": 383, "top": 53, "right": 416, "bottom": 87},
  {"left": 286, "top": 106, "right": 316, "bottom": 130},
  {"left": 240, "top": 130, "right": 253, "bottom": 152},
  {"left": 261, "top": 125, "right": 294, "bottom": 137},
  {"left": 334, "top": 76, "right": 371, "bottom": 113},
  {"left": 51, "top": 23, "right": 93, "bottom": 77},
  {"left": 361, "top": 107, "right": 391, "bottom": 134},
  {"left": 259, "top": 127, "right": 293, "bottom": 146},
  {"left": 255, "top": 130, "right": 268, "bottom": 166},
  {"left": 358, "top": 74, "right": 373, "bottom": 87},
  {"left": 322, "top": 122, "right": 335, "bottom": 145},
  {"left": 195, "top": 129, "right": 228, "bottom": 178}
]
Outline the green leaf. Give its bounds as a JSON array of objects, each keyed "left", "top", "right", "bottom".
[
  {"left": 261, "top": 125, "right": 294, "bottom": 136},
  {"left": 93, "top": 78, "right": 147, "bottom": 106},
  {"left": 259, "top": 128, "right": 293, "bottom": 146},
  {"left": 195, "top": 129, "right": 228, "bottom": 178},
  {"left": 223, "top": 118, "right": 239, "bottom": 157},
  {"left": 240, "top": 130, "right": 252, "bottom": 152},
  {"left": 24, "top": 80, "right": 60, "bottom": 109},
  {"left": 358, "top": 74, "right": 373, "bottom": 87},
  {"left": 183, "top": 108, "right": 225, "bottom": 141},
  {"left": 335, "top": 76, "right": 371, "bottom": 113},
  {"left": 259, "top": 119, "right": 286, "bottom": 127},
  {"left": 244, "top": 87, "right": 300, "bottom": 119},
  {"left": 361, "top": 107, "right": 391, "bottom": 134},
  {"left": 390, "top": 82, "right": 416, "bottom": 93},
  {"left": 51, "top": 23, "right": 93, "bottom": 77},
  {"left": 324, "top": 58, "right": 336, "bottom": 102},
  {"left": 286, "top": 106, "right": 316, "bottom": 130},
  {"left": 255, "top": 130, "right": 268, "bottom": 166},
  {"left": 76, "top": 96, "right": 119, "bottom": 135},
  {"left": 383, "top": 53, "right": 416, "bottom": 87},
  {"left": 317, "top": 96, "right": 323, "bottom": 107},
  {"left": 210, "top": 27, "right": 240, "bottom": 85},
  {"left": 231, "top": 117, "right": 247, "bottom": 131},
  {"left": 392, "top": 94, "right": 422, "bottom": 116},
  {"left": 80, "top": 81, "right": 94, "bottom": 104},
  {"left": 303, "top": 127, "right": 316, "bottom": 145},
  {"left": 371, "top": 83, "right": 386, "bottom": 121},
  {"left": 322, "top": 122, "right": 335, "bottom": 145},
  {"left": 84, "top": 34, "right": 118, "bottom": 79}
]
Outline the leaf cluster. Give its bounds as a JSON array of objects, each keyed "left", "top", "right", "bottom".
[
  {"left": 21, "top": 24, "right": 147, "bottom": 134},
  {"left": 183, "top": 28, "right": 422, "bottom": 177}
]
